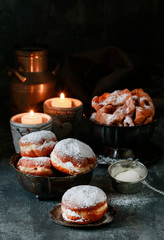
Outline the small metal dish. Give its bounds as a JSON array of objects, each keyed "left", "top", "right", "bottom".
[
  {"left": 90, "top": 119, "right": 156, "bottom": 149},
  {"left": 49, "top": 203, "right": 116, "bottom": 227},
  {"left": 10, "top": 153, "right": 97, "bottom": 200},
  {"left": 108, "top": 160, "right": 148, "bottom": 194}
]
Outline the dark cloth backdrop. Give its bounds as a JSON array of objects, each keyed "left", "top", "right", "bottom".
[{"left": 59, "top": 47, "right": 164, "bottom": 112}]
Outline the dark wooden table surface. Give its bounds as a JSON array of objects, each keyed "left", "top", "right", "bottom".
[{"left": 0, "top": 110, "right": 164, "bottom": 240}]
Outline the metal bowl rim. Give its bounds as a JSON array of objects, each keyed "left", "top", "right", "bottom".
[{"left": 107, "top": 159, "right": 148, "bottom": 184}]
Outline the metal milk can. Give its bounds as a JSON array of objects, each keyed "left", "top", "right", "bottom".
[{"left": 8, "top": 47, "right": 57, "bottom": 115}]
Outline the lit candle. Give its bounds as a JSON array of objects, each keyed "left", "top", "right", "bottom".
[
  {"left": 51, "top": 93, "right": 72, "bottom": 108},
  {"left": 21, "top": 110, "right": 42, "bottom": 124}
]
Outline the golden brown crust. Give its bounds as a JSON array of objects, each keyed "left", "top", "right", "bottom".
[
  {"left": 62, "top": 202, "right": 108, "bottom": 224},
  {"left": 62, "top": 199, "right": 106, "bottom": 212},
  {"left": 20, "top": 143, "right": 56, "bottom": 158},
  {"left": 19, "top": 137, "right": 57, "bottom": 147},
  {"left": 19, "top": 131, "right": 57, "bottom": 157},
  {"left": 54, "top": 152, "right": 96, "bottom": 168},
  {"left": 16, "top": 157, "right": 54, "bottom": 177},
  {"left": 50, "top": 139, "right": 97, "bottom": 176},
  {"left": 51, "top": 154, "right": 97, "bottom": 176}
]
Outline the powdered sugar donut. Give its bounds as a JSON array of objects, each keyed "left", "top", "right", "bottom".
[
  {"left": 61, "top": 185, "right": 108, "bottom": 224},
  {"left": 50, "top": 138, "right": 97, "bottom": 175},
  {"left": 16, "top": 156, "right": 54, "bottom": 177},
  {"left": 19, "top": 130, "right": 57, "bottom": 157}
]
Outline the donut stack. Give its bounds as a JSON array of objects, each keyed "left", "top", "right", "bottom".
[
  {"left": 16, "top": 130, "right": 97, "bottom": 177},
  {"left": 16, "top": 131, "right": 107, "bottom": 225},
  {"left": 17, "top": 130, "right": 57, "bottom": 177}
]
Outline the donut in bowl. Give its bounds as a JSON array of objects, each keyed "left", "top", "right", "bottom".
[
  {"left": 50, "top": 138, "right": 97, "bottom": 176},
  {"left": 19, "top": 130, "right": 57, "bottom": 157},
  {"left": 16, "top": 156, "right": 54, "bottom": 177},
  {"left": 61, "top": 185, "right": 108, "bottom": 224}
]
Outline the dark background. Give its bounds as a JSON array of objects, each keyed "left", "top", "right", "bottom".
[
  {"left": 0, "top": 2, "right": 164, "bottom": 239},
  {"left": 0, "top": 0, "right": 164, "bottom": 123}
]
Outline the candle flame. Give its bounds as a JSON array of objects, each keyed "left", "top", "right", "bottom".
[
  {"left": 60, "top": 92, "right": 65, "bottom": 99},
  {"left": 29, "top": 110, "right": 34, "bottom": 116}
]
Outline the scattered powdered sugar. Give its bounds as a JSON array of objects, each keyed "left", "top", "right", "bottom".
[
  {"left": 110, "top": 194, "right": 155, "bottom": 208},
  {"left": 144, "top": 105, "right": 152, "bottom": 109},
  {"left": 61, "top": 161, "right": 75, "bottom": 170},
  {"left": 62, "top": 212, "right": 84, "bottom": 223},
  {"left": 102, "top": 90, "right": 130, "bottom": 106},
  {"left": 97, "top": 155, "right": 135, "bottom": 165},
  {"left": 20, "top": 130, "right": 56, "bottom": 144},
  {"left": 62, "top": 185, "right": 107, "bottom": 209},
  {"left": 132, "top": 95, "right": 138, "bottom": 101},
  {"left": 136, "top": 106, "right": 143, "bottom": 112},
  {"left": 54, "top": 138, "right": 95, "bottom": 160},
  {"left": 103, "top": 113, "right": 113, "bottom": 125},
  {"left": 63, "top": 208, "right": 81, "bottom": 218},
  {"left": 139, "top": 97, "right": 148, "bottom": 103},
  {"left": 20, "top": 156, "right": 51, "bottom": 166},
  {"left": 123, "top": 116, "right": 134, "bottom": 126}
]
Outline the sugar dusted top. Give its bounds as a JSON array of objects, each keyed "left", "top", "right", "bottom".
[
  {"left": 100, "top": 89, "right": 131, "bottom": 107},
  {"left": 19, "top": 130, "right": 57, "bottom": 145},
  {"left": 53, "top": 138, "right": 95, "bottom": 160},
  {"left": 62, "top": 185, "right": 107, "bottom": 209}
]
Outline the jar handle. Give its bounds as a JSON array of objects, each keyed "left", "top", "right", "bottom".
[{"left": 7, "top": 67, "right": 27, "bottom": 83}]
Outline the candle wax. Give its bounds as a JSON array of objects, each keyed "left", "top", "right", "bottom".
[
  {"left": 51, "top": 98, "right": 72, "bottom": 108},
  {"left": 21, "top": 113, "right": 42, "bottom": 124}
]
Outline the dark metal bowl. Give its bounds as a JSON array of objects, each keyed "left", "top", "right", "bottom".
[
  {"left": 10, "top": 154, "right": 97, "bottom": 200},
  {"left": 90, "top": 120, "right": 156, "bottom": 150}
]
